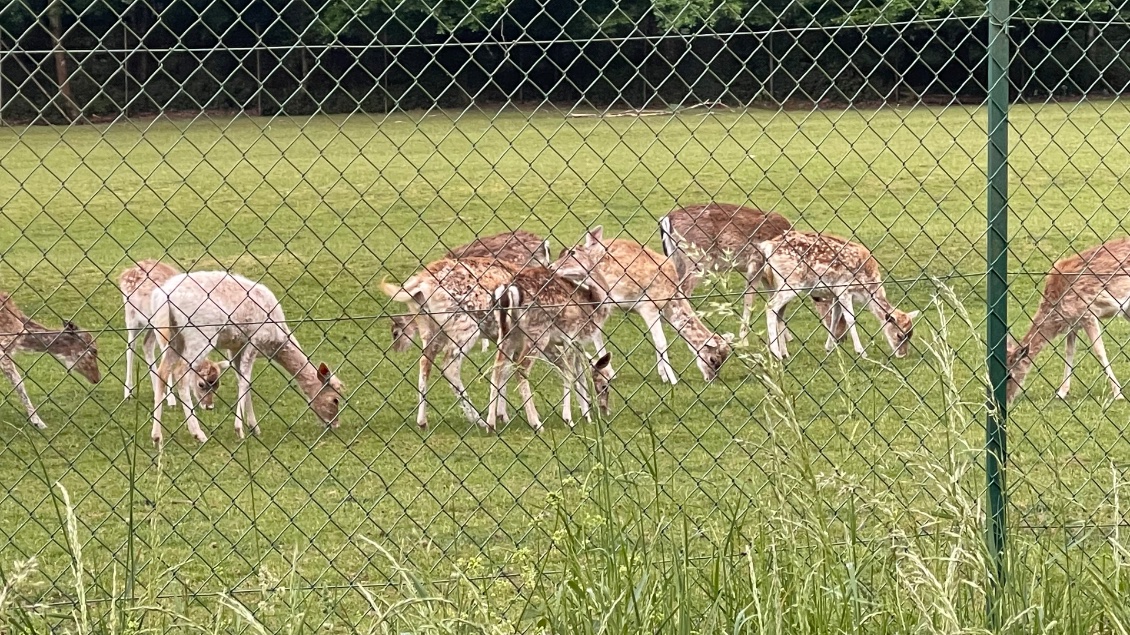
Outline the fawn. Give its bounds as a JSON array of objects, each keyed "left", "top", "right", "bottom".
[
  {"left": 390, "top": 230, "right": 551, "bottom": 353},
  {"left": 1006, "top": 237, "right": 1130, "bottom": 404},
  {"left": 120, "top": 259, "right": 227, "bottom": 409},
  {"left": 487, "top": 234, "right": 614, "bottom": 432},
  {"left": 565, "top": 227, "right": 730, "bottom": 383},
  {"left": 381, "top": 250, "right": 611, "bottom": 431},
  {"left": 0, "top": 292, "right": 100, "bottom": 428},
  {"left": 150, "top": 271, "right": 344, "bottom": 444},
  {"left": 758, "top": 231, "right": 918, "bottom": 359},
  {"left": 660, "top": 202, "right": 846, "bottom": 343}
]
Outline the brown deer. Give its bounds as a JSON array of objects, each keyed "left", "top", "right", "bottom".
[
  {"left": 389, "top": 230, "right": 551, "bottom": 353},
  {"left": 487, "top": 235, "right": 614, "bottom": 432},
  {"left": 758, "top": 231, "right": 918, "bottom": 360},
  {"left": 120, "top": 260, "right": 227, "bottom": 409},
  {"left": 1006, "top": 237, "right": 1130, "bottom": 404},
  {"left": 660, "top": 202, "right": 846, "bottom": 343},
  {"left": 0, "top": 292, "right": 100, "bottom": 428},
  {"left": 565, "top": 227, "right": 730, "bottom": 383},
  {"left": 150, "top": 271, "right": 344, "bottom": 444}
]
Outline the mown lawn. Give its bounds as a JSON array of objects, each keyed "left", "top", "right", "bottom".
[{"left": 0, "top": 101, "right": 1129, "bottom": 625}]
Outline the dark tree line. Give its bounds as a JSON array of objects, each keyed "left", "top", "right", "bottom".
[{"left": 0, "top": 0, "right": 1128, "bottom": 123}]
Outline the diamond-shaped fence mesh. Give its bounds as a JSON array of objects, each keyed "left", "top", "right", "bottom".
[{"left": 2, "top": 0, "right": 1130, "bottom": 631}]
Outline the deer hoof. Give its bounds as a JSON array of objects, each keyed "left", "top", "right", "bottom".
[
  {"left": 30, "top": 417, "right": 47, "bottom": 430},
  {"left": 193, "top": 432, "right": 208, "bottom": 444}
]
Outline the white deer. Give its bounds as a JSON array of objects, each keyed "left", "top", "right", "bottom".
[
  {"left": 120, "top": 259, "right": 228, "bottom": 409},
  {"left": 150, "top": 271, "right": 345, "bottom": 444}
]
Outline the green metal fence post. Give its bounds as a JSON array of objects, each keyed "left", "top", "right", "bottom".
[{"left": 986, "top": 0, "right": 1010, "bottom": 625}]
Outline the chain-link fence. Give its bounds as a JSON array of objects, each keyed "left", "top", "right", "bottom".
[{"left": 2, "top": 0, "right": 1130, "bottom": 632}]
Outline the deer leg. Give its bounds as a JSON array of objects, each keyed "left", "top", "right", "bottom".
[
  {"left": 485, "top": 346, "right": 512, "bottom": 434},
  {"left": 639, "top": 303, "right": 676, "bottom": 385},
  {"left": 441, "top": 347, "right": 484, "bottom": 428},
  {"left": 1081, "top": 318, "right": 1122, "bottom": 400},
  {"left": 124, "top": 325, "right": 138, "bottom": 399},
  {"left": 416, "top": 334, "right": 444, "bottom": 430},
  {"left": 542, "top": 345, "right": 581, "bottom": 425},
  {"left": 1056, "top": 330, "right": 1078, "bottom": 399},
  {"left": 516, "top": 354, "right": 543, "bottom": 432},
  {"left": 233, "top": 349, "right": 259, "bottom": 438},
  {"left": 837, "top": 293, "right": 867, "bottom": 358},
  {"left": 152, "top": 354, "right": 171, "bottom": 444},
  {"left": 572, "top": 350, "right": 592, "bottom": 423},
  {"left": 823, "top": 301, "right": 844, "bottom": 353},
  {"left": 740, "top": 272, "right": 758, "bottom": 343},
  {"left": 765, "top": 290, "right": 796, "bottom": 360},
  {"left": 143, "top": 331, "right": 177, "bottom": 408},
  {"left": 175, "top": 370, "right": 207, "bottom": 444},
  {"left": 0, "top": 355, "right": 45, "bottom": 429}
]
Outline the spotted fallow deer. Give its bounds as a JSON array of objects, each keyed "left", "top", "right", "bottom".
[
  {"left": 1006, "top": 237, "right": 1130, "bottom": 404},
  {"left": 389, "top": 230, "right": 551, "bottom": 353},
  {"left": 659, "top": 202, "right": 847, "bottom": 343},
  {"left": 757, "top": 231, "right": 919, "bottom": 360},
  {"left": 150, "top": 271, "right": 345, "bottom": 444},
  {"left": 120, "top": 259, "right": 227, "bottom": 410},
  {"left": 379, "top": 248, "right": 612, "bottom": 432},
  {"left": 0, "top": 292, "right": 100, "bottom": 428},
  {"left": 565, "top": 227, "right": 730, "bottom": 384},
  {"left": 488, "top": 236, "right": 614, "bottom": 432}
]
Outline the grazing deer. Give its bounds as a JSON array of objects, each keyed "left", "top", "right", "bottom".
[
  {"left": 487, "top": 238, "right": 614, "bottom": 432},
  {"left": 565, "top": 227, "right": 730, "bottom": 384},
  {"left": 0, "top": 293, "right": 100, "bottom": 428},
  {"left": 659, "top": 202, "right": 846, "bottom": 342},
  {"left": 120, "top": 260, "right": 227, "bottom": 409},
  {"left": 149, "top": 271, "right": 345, "bottom": 444},
  {"left": 758, "top": 231, "right": 919, "bottom": 360},
  {"left": 382, "top": 258, "right": 524, "bottom": 430},
  {"left": 380, "top": 251, "right": 611, "bottom": 431},
  {"left": 389, "top": 230, "right": 551, "bottom": 353},
  {"left": 1006, "top": 237, "right": 1130, "bottom": 404}
]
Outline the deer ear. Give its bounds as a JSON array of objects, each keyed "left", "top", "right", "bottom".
[
  {"left": 64, "top": 320, "right": 78, "bottom": 332},
  {"left": 905, "top": 310, "right": 920, "bottom": 321},
  {"left": 594, "top": 352, "right": 611, "bottom": 370},
  {"left": 586, "top": 226, "right": 603, "bottom": 247},
  {"left": 215, "top": 360, "right": 231, "bottom": 372},
  {"left": 317, "top": 362, "right": 332, "bottom": 383}
]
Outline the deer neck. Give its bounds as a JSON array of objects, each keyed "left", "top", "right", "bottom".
[
  {"left": 273, "top": 339, "right": 323, "bottom": 401},
  {"left": 15, "top": 319, "right": 64, "bottom": 355},
  {"left": 667, "top": 300, "right": 717, "bottom": 347},
  {"left": 864, "top": 288, "right": 898, "bottom": 322},
  {"left": 1010, "top": 315, "right": 1062, "bottom": 385}
]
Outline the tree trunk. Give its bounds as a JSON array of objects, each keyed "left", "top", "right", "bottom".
[{"left": 47, "top": 1, "right": 78, "bottom": 122}]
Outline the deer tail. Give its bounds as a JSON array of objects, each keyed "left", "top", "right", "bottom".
[
  {"left": 493, "top": 284, "right": 523, "bottom": 345},
  {"left": 379, "top": 277, "right": 421, "bottom": 305}
]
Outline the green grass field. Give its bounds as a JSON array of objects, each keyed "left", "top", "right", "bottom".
[{"left": 2, "top": 101, "right": 1130, "bottom": 631}]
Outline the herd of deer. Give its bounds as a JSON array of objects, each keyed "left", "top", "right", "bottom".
[{"left": 0, "top": 202, "right": 1127, "bottom": 441}]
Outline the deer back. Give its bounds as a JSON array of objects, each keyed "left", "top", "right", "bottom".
[
  {"left": 665, "top": 203, "right": 792, "bottom": 267},
  {"left": 444, "top": 230, "right": 550, "bottom": 267}
]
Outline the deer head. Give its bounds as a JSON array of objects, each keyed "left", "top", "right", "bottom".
[
  {"left": 53, "top": 321, "right": 100, "bottom": 384},
  {"left": 309, "top": 362, "right": 344, "bottom": 428},
  {"left": 881, "top": 309, "right": 920, "bottom": 358}
]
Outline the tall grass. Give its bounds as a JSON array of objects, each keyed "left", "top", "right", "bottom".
[{"left": 2, "top": 285, "right": 1127, "bottom": 633}]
